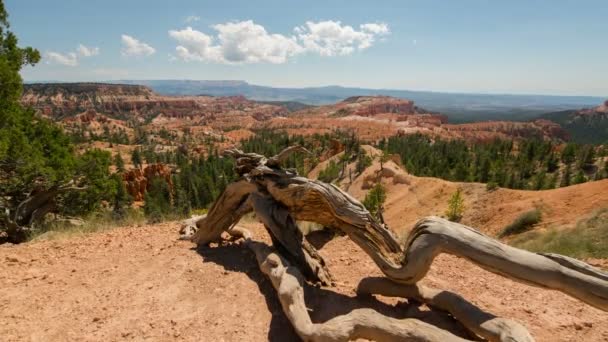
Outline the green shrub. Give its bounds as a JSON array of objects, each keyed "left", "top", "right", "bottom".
[
  {"left": 318, "top": 160, "right": 341, "bottom": 183},
  {"left": 445, "top": 188, "right": 465, "bottom": 222},
  {"left": 486, "top": 181, "right": 498, "bottom": 191},
  {"left": 498, "top": 209, "right": 542, "bottom": 238},
  {"left": 511, "top": 209, "right": 608, "bottom": 260},
  {"left": 362, "top": 183, "right": 386, "bottom": 221},
  {"left": 355, "top": 151, "right": 372, "bottom": 175}
]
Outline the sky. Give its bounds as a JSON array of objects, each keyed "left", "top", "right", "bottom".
[{"left": 6, "top": 0, "right": 608, "bottom": 96}]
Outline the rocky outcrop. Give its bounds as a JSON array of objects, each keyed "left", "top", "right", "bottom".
[
  {"left": 123, "top": 163, "right": 173, "bottom": 201},
  {"left": 340, "top": 96, "right": 416, "bottom": 116},
  {"left": 21, "top": 83, "right": 285, "bottom": 123}
]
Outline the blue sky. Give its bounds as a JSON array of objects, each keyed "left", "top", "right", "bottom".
[{"left": 6, "top": 0, "right": 608, "bottom": 96}]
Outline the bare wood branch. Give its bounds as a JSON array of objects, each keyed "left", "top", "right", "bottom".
[
  {"left": 190, "top": 179, "right": 256, "bottom": 245},
  {"left": 357, "top": 277, "right": 533, "bottom": 342},
  {"left": 247, "top": 240, "right": 471, "bottom": 342},
  {"left": 266, "top": 145, "right": 312, "bottom": 168},
  {"left": 249, "top": 191, "right": 333, "bottom": 285}
]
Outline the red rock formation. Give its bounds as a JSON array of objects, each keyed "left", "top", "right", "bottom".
[{"left": 123, "top": 163, "right": 173, "bottom": 201}]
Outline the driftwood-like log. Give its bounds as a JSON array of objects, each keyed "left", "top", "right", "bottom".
[
  {"left": 357, "top": 278, "right": 533, "bottom": 342},
  {"left": 246, "top": 237, "right": 471, "bottom": 342},
  {"left": 186, "top": 146, "right": 608, "bottom": 341}
]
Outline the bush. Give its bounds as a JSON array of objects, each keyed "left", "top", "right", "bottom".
[
  {"left": 318, "top": 160, "right": 341, "bottom": 183},
  {"left": 445, "top": 188, "right": 465, "bottom": 222},
  {"left": 511, "top": 209, "right": 608, "bottom": 260},
  {"left": 486, "top": 181, "right": 498, "bottom": 191},
  {"left": 355, "top": 151, "right": 372, "bottom": 175},
  {"left": 362, "top": 183, "right": 386, "bottom": 221},
  {"left": 498, "top": 209, "right": 542, "bottom": 238}
]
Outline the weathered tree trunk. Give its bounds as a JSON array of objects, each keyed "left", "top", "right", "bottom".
[
  {"left": 185, "top": 146, "right": 608, "bottom": 341},
  {"left": 2, "top": 182, "right": 86, "bottom": 243}
]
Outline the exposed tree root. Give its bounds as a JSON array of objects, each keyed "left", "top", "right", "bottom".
[
  {"left": 357, "top": 277, "right": 533, "bottom": 342},
  {"left": 244, "top": 234, "right": 471, "bottom": 342}
]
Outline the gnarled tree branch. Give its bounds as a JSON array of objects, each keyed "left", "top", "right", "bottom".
[{"left": 186, "top": 146, "right": 608, "bottom": 341}]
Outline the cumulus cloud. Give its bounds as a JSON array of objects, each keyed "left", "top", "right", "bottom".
[
  {"left": 296, "top": 21, "right": 389, "bottom": 56},
  {"left": 45, "top": 43, "right": 100, "bottom": 66},
  {"left": 76, "top": 44, "right": 100, "bottom": 57},
  {"left": 45, "top": 51, "right": 78, "bottom": 66},
  {"left": 170, "top": 22, "right": 302, "bottom": 64},
  {"left": 169, "top": 20, "right": 389, "bottom": 64},
  {"left": 121, "top": 34, "right": 156, "bottom": 57}
]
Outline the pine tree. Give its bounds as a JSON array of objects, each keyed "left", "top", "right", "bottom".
[
  {"left": 114, "top": 153, "right": 125, "bottom": 172},
  {"left": 362, "top": 183, "right": 386, "bottom": 221},
  {"left": 445, "top": 188, "right": 465, "bottom": 222},
  {"left": 143, "top": 177, "right": 172, "bottom": 223},
  {"left": 131, "top": 148, "right": 142, "bottom": 169},
  {"left": 560, "top": 164, "right": 571, "bottom": 187},
  {"left": 111, "top": 173, "right": 132, "bottom": 220}
]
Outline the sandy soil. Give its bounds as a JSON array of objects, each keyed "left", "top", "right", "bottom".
[{"left": 1, "top": 220, "right": 607, "bottom": 342}]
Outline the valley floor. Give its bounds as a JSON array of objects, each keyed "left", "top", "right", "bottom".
[{"left": 1, "top": 221, "right": 607, "bottom": 341}]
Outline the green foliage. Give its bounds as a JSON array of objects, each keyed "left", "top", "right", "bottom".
[
  {"left": 355, "top": 149, "right": 372, "bottom": 175},
  {"left": 362, "top": 183, "right": 386, "bottom": 221},
  {"left": 111, "top": 173, "right": 132, "bottom": 220},
  {"left": 385, "top": 133, "right": 605, "bottom": 190},
  {"left": 144, "top": 177, "right": 172, "bottom": 223},
  {"left": 498, "top": 209, "right": 542, "bottom": 238},
  {"left": 511, "top": 209, "right": 608, "bottom": 259},
  {"left": 60, "top": 149, "right": 114, "bottom": 216},
  {"left": 318, "top": 160, "right": 341, "bottom": 183},
  {"left": 445, "top": 188, "right": 465, "bottom": 222},
  {"left": 114, "top": 153, "right": 125, "bottom": 172},
  {"left": 0, "top": 2, "right": 114, "bottom": 238},
  {"left": 486, "top": 181, "right": 498, "bottom": 191},
  {"left": 131, "top": 148, "right": 142, "bottom": 169}
]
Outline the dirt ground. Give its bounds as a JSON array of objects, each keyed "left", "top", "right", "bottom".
[{"left": 1, "top": 220, "right": 607, "bottom": 342}]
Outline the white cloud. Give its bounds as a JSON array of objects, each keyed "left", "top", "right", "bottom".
[
  {"left": 77, "top": 44, "right": 100, "bottom": 57},
  {"left": 360, "top": 23, "right": 390, "bottom": 35},
  {"left": 169, "top": 20, "right": 389, "bottom": 64},
  {"left": 169, "top": 26, "right": 220, "bottom": 62},
  {"left": 45, "top": 43, "right": 100, "bottom": 66},
  {"left": 121, "top": 34, "right": 156, "bottom": 57},
  {"left": 169, "top": 22, "right": 302, "bottom": 64},
  {"left": 296, "top": 20, "right": 389, "bottom": 56},
  {"left": 185, "top": 15, "right": 200, "bottom": 23},
  {"left": 45, "top": 51, "right": 78, "bottom": 66}
]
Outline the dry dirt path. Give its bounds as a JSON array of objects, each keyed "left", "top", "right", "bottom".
[{"left": 1, "top": 221, "right": 607, "bottom": 341}]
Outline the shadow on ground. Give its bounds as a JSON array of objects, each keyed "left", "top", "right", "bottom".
[{"left": 194, "top": 242, "right": 473, "bottom": 341}]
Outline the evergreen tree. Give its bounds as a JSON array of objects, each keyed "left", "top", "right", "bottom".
[
  {"left": 445, "top": 188, "right": 465, "bottom": 222},
  {"left": 560, "top": 164, "right": 571, "bottom": 187},
  {"left": 362, "top": 183, "right": 386, "bottom": 221},
  {"left": 111, "top": 173, "right": 132, "bottom": 220},
  {"left": 143, "top": 177, "right": 172, "bottom": 223},
  {"left": 131, "top": 148, "right": 142, "bottom": 169},
  {"left": 114, "top": 153, "right": 125, "bottom": 172},
  {"left": 0, "top": 2, "right": 112, "bottom": 242}
]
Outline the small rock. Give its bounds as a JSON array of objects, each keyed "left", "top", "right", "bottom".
[
  {"left": 5, "top": 256, "right": 20, "bottom": 263},
  {"left": 92, "top": 317, "right": 101, "bottom": 322}
]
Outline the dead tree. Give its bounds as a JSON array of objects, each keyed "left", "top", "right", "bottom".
[
  {"left": 1, "top": 180, "right": 86, "bottom": 243},
  {"left": 182, "top": 146, "right": 608, "bottom": 342}
]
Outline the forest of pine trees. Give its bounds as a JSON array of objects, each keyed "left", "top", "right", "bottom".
[{"left": 381, "top": 134, "right": 608, "bottom": 190}]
